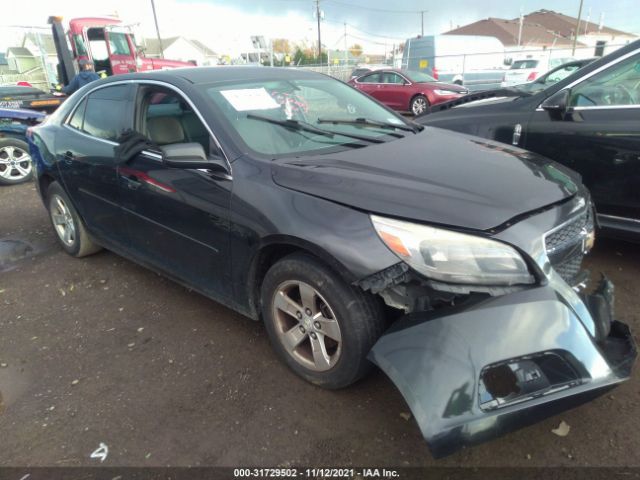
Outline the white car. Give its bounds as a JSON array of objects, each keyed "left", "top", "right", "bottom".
[{"left": 502, "top": 57, "right": 574, "bottom": 87}]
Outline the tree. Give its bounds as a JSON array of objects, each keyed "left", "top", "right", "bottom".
[
  {"left": 272, "top": 38, "right": 291, "bottom": 54},
  {"left": 349, "top": 43, "right": 363, "bottom": 58},
  {"left": 292, "top": 47, "right": 327, "bottom": 65}
]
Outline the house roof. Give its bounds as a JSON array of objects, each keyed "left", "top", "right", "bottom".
[
  {"left": 520, "top": 9, "right": 632, "bottom": 38},
  {"left": 143, "top": 37, "right": 217, "bottom": 58},
  {"left": 445, "top": 18, "right": 577, "bottom": 47},
  {"left": 190, "top": 39, "right": 217, "bottom": 57},
  {"left": 143, "top": 37, "right": 181, "bottom": 56},
  {"left": 22, "top": 32, "right": 57, "bottom": 55},
  {"left": 6, "top": 47, "right": 34, "bottom": 57}
]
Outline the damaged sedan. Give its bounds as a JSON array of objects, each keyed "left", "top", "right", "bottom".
[{"left": 28, "top": 67, "right": 636, "bottom": 457}]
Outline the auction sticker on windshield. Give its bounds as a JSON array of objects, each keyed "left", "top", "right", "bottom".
[{"left": 221, "top": 88, "right": 280, "bottom": 111}]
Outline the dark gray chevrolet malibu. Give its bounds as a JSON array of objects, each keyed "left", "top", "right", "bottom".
[{"left": 28, "top": 67, "right": 636, "bottom": 457}]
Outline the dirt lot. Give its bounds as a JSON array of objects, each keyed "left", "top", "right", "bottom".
[{"left": 0, "top": 181, "right": 638, "bottom": 468}]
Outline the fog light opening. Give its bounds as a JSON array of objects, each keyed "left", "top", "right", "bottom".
[{"left": 482, "top": 364, "right": 521, "bottom": 398}]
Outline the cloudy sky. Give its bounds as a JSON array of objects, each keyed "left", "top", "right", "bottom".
[{"left": 2, "top": 0, "right": 638, "bottom": 55}]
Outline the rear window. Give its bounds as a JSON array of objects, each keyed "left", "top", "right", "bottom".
[{"left": 511, "top": 60, "right": 539, "bottom": 69}]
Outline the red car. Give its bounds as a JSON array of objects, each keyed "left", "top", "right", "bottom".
[{"left": 348, "top": 69, "right": 468, "bottom": 115}]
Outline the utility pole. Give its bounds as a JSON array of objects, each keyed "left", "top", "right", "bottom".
[
  {"left": 316, "top": 0, "right": 322, "bottom": 65},
  {"left": 421, "top": 11, "right": 426, "bottom": 36},
  {"left": 150, "top": 0, "right": 164, "bottom": 59},
  {"left": 344, "top": 22, "right": 348, "bottom": 66},
  {"left": 517, "top": 10, "right": 524, "bottom": 47},
  {"left": 572, "top": 0, "right": 584, "bottom": 56}
]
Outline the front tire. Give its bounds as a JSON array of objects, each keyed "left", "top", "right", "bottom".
[
  {"left": 46, "top": 182, "right": 102, "bottom": 257},
  {"left": 410, "top": 95, "right": 429, "bottom": 116},
  {"left": 261, "top": 253, "right": 385, "bottom": 389},
  {"left": 0, "top": 138, "right": 33, "bottom": 185}
]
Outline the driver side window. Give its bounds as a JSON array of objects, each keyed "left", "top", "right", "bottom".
[
  {"left": 136, "top": 86, "right": 220, "bottom": 157},
  {"left": 570, "top": 55, "right": 640, "bottom": 107}
]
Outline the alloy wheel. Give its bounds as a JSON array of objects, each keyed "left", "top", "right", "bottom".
[
  {"left": 50, "top": 195, "right": 76, "bottom": 247},
  {"left": 272, "top": 280, "right": 342, "bottom": 372},
  {"left": 412, "top": 97, "right": 428, "bottom": 115},
  {"left": 0, "top": 146, "right": 32, "bottom": 181}
]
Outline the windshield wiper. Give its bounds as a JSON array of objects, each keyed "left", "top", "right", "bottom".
[
  {"left": 247, "top": 114, "right": 385, "bottom": 144},
  {"left": 317, "top": 117, "right": 422, "bottom": 134},
  {"left": 247, "top": 114, "right": 334, "bottom": 137}
]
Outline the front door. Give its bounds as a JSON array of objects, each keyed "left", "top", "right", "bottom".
[
  {"left": 105, "top": 28, "right": 137, "bottom": 75},
  {"left": 376, "top": 72, "right": 409, "bottom": 110},
  {"left": 55, "top": 83, "right": 134, "bottom": 246},
  {"left": 525, "top": 51, "right": 640, "bottom": 224},
  {"left": 117, "top": 84, "right": 233, "bottom": 301}
]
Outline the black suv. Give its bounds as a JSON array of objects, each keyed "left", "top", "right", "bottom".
[{"left": 418, "top": 40, "right": 640, "bottom": 241}]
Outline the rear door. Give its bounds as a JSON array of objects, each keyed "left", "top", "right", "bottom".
[
  {"left": 354, "top": 72, "right": 383, "bottom": 100},
  {"left": 116, "top": 83, "right": 233, "bottom": 301},
  {"left": 56, "top": 84, "right": 134, "bottom": 246},
  {"left": 525, "top": 51, "right": 640, "bottom": 226}
]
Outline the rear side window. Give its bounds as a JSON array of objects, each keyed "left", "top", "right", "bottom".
[
  {"left": 68, "top": 98, "right": 87, "bottom": 130},
  {"left": 81, "top": 85, "right": 132, "bottom": 141},
  {"left": 351, "top": 68, "right": 369, "bottom": 77},
  {"left": 511, "top": 60, "right": 539, "bottom": 69},
  {"left": 359, "top": 72, "right": 381, "bottom": 83}
]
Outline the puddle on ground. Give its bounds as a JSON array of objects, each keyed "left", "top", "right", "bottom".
[{"left": 0, "top": 239, "right": 34, "bottom": 272}]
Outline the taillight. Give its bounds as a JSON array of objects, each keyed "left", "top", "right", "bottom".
[
  {"left": 527, "top": 71, "right": 538, "bottom": 81},
  {"left": 432, "top": 67, "right": 439, "bottom": 80}
]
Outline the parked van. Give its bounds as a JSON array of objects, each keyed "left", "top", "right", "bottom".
[{"left": 402, "top": 35, "right": 506, "bottom": 91}]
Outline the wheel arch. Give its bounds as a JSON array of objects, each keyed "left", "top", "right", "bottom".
[
  {"left": 245, "top": 235, "right": 355, "bottom": 320},
  {"left": 410, "top": 92, "right": 431, "bottom": 111}
]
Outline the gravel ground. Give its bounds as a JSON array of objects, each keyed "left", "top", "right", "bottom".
[{"left": 0, "top": 181, "right": 638, "bottom": 467}]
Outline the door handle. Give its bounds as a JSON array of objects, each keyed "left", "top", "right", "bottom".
[{"left": 122, "top": 174, "right": 142, "bottom": 190}]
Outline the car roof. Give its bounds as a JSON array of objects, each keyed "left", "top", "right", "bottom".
[{"left": 97, "top": 66, "right": 325, "bottom": 87}]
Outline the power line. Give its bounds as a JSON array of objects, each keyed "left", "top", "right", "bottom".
[
  {"left": 323, "top": 0, "right": 426, "bottom": 14},
  {"left": 323, "top": 18, "right": 406, "bottom": 41}
]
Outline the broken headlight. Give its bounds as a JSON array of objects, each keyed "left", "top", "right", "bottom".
[{"left": 371, "top": 215, "right": 534, "bottom": 286}]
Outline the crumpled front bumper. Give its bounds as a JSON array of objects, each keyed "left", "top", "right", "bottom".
[{"left": 369, "top": 275, "right": 636, "bottom": 458}]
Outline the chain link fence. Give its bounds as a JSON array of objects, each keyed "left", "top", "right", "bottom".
[{"left": 293, "top": 43, "right": 630, "bottom": 91}]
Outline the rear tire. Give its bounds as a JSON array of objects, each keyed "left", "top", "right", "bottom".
[
  {"left": 410, "top": 95, "right": 429, "bottom": 116},
  {"left": 46, "top": 182, "right": 102, "bottom": 257},
  {"left": 261, "top": 252, "right": 385, "bottom": 389},
  {"left": 0, "top": 138, "right": 33, "bottom": 185}
]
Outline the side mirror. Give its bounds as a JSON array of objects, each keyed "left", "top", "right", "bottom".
[
  {"left": 541, "top": 89, "right": 570, "bottom": 114},
  {"left": 161, "top": 142, "right": 231, "bottom": 179}
]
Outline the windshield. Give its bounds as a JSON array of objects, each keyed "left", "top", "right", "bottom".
[
  {"left": 405, "top": 70, "right": 436, "bottom": 83},
  {"left": 202, "top": 77, "right": 410, "bottom": 156}
]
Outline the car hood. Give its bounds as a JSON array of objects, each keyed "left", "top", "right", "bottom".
[{"left": 271, "top": 127, "right": 579, "bottom": 231}]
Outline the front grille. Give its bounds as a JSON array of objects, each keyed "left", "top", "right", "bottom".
[{"left": 544, "top": 208, "right": 594, "bottom": 285}]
